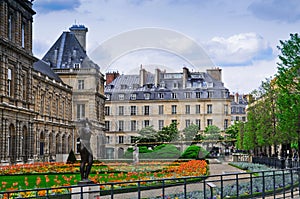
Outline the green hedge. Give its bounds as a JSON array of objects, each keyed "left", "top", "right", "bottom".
[
  {"left": 180, "top": 145, "right": 209, "bottom": 159},
  {"left": 124, "top": 144, "right": 181, "bottom": 159}
]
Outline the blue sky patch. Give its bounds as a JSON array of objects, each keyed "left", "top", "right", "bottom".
[{"left": 33, "top": 0, "right": 81, "bottom": 13}]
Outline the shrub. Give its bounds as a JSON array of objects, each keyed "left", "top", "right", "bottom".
[
  {"left": 180, "top": 145, "right": 209, "bottom": 159},
  {"left": 66, "top": 149, "right": 77, "bottom": 164},
  {"left": 124, "top": 144, "right": 181, "bottom": 159}
]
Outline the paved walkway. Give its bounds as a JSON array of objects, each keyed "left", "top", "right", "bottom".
[{"left": 99, "top": 160, "right": 246, "bottom": 199}]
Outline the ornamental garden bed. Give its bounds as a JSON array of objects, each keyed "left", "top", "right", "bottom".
[{"left": 0, "top": 160, "right": 208, "bottom": 192}]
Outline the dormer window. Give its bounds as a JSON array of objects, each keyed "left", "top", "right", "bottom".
[
  {"left": 130, "top": 93, "right": 137, "bottom": 100},
  {"left": 172, "top": 93, "right": 177, "bottom": 99},
  {"left": 119, "top": 94, "right": 125, "bottom": 100},
  {"left": 121, "top": 84, "right": 127, "bottom": 89},
  {"left": 105, "top": 94, "right": 111, "bottom": 100},
  {"left": 74, "top": 63, "right": 81, "bottom": 69},
  {"left": 158, "top": 93, "right": 164, "bottom": 99},
  {"left": 144, "top": 93, "right": 150, "bottom": 100}
]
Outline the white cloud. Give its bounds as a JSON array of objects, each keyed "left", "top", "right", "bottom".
[
  {"left": 222, "top": 58, "right": 278, "bottom": 94},
  {"left": 205, "top": 32, "right": 273, "bottom": 66}
]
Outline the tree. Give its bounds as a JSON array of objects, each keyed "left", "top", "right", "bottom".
[
  {"left": 204, "top": 125, "right": 221, "bottom": 141},
  {"left": 156, "top": 122, "right": 179, "bottom": 142},
  {"left": 225, "top": 122, "right": 239, "bottom": 147},
  {"left": 137, "top": 125, "right": 157, "bottom": 143},
  {"left": 276, "top": 33, "right": 300, "bottom": 154},
  {"left": 182, "top": 124, "right": 200, "bottom": 142}
]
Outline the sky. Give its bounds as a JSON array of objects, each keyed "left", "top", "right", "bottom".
[{"left": 32, "top": 0, "right": 300, "bottom": 94}]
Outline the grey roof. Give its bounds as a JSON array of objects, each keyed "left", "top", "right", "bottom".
[
  {"left": 41, "top": 31, "right": 99, "bottom": 69},
  {"left": 33, "top": 60, "right": 62, "bottom": 82},
  {"left": 105, "top": 69, "right": 230, "bottom": 101}
]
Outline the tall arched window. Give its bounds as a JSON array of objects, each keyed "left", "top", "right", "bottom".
[{"left": 9, "top": 124, "right": 16, "bottom": 163}]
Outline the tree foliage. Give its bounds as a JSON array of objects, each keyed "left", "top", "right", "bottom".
[
  {"left": 275, "top": 33, "right": 300, "bottom": 143},
  {"left": 240, "top": 33, "right": 300, "bottom": 153},
  {"left": 182, "top": 124, "right": 200, "bottom": 141},
  {"left": 156, "top": 122, "right": 179, "bottom": 142},
  {"left": 204, "top": 125, "right": 221, "bottom": 141}
]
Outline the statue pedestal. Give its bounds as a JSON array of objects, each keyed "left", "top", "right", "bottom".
[{"left": 71, "top": 183, "right": 100, "bottom": 199}]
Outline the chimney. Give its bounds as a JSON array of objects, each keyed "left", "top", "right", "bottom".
[
  {"left": 139, "top": 65, "right": 147, "bottom": 87},
  {"left": 182, "top": 67, "right": 189, "bottom": 88},
  {"left": 154, "top": 68, "right": 161, "bottom": 87},
  {"left": 207, "top": 67, "right": 222, "bottom": 81},
  {"left": 106, "top": 71, "right": 120, "bottom": 85},
  {"left": 234, "top": 93, "right": 239, "bottom": 103},
  {"left": 69, "top": 24, "right": 88, "bottom": 51}
]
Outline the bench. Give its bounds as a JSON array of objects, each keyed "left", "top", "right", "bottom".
[{"left": 207, "top": 182, "right": 217, "bottom": 198}]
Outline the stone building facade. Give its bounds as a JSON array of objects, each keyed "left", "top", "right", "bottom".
[
  {"left": 32, "top": 60, "right": 74, "bottom": 161},
  {"left": 41, "top": 25, "right": 106, "bottom": 159},
  {"left": 0, "top": 0, "right": 36, "bottom": 163},
  {"left": 0, "top": 0, "right": 77, "bottom": 164},
  {"left": 104, "top": 66, "right": 232, "bottom": 159}
]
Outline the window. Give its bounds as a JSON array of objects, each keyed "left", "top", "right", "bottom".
[
  {"left": 224, "top": 119, "right": 228, "bottom": 130},
  {"left": 242, "top": 117, "right": 246, "bottom": 121},
  {"left": 118, "top": 121, "right": 124, "bottom": 131},
  {"left": 196, "top": 119, "right": 201, "bottom": 130},
  {"left": 144, "top": 106, "right": 150, "bottom": 115},
  {"left": 40, "top": 94, "right": 44, "bottom": 114},
  {"left": 48, "top": 97, "right": 52, "bottom": 117},
  {"left": 131, "top": 120, "right": 137, "bottom": 131},
  {"left": 118, "top": 106, "right": 124, "bottom": 115},
  {"left": 8, "top": 14, "right": 12, "bottom": 40},
  {"left": 144, "top": 120, "right": 150, "bottom": 127},
  {"left": 7, "top": 68, "right": 12, "bottom": 96},
  {"left": 207, "top": 104, "right": 212, "bottom": 114},
  {"left": 77, "top": 104, "right": 85, "bottom": 119},
  {"left": 21, "top": 22, "right": 25, "bottom": 48},
  {"left": 74, "top": 63, "right": 81, "bottom": 68},
  {"left": 158, "top": 105, "right": 164, "bottom": 115},
  {"left": 130, "top": 93, "right": 136, "bottom": 100},
  {"left": 144, "top": 93, "right": 150, "bottom": 100},
  {"left": 185, "top": 105, "right": 190, "bottom": 114},
  {"left": 21, "top": 75, "right": 26, "bottom": 100},
  {"left": 207, "top": 119, "right": 213, "bottom": 126},
  {"left": 185, "top": 92, "right": 191, "bottom": 99},
  {"left": 78, "top": 80, "right": 84, "bottom": 89},
  {"left": 131, "top": 106, "right": 137, "bottom": 115},
  {"left": 224, "top": 104, "right": 228, "bottom": 115},
  {"left": 119, "top": 136, "right": 124, "bottom": 144},
  {"left": 196, "top": 92, "right": 201, "bottom": 98},
  {"left": 236, "top": 116, "right": 239, "bottom": 121},
  {"left": 158, "top": 93, "right": 164, "bottom": 99},
  {"left": 105, "top": 94, "right": 111, "bottom": 100},
  {"left": 56, "top": 98, "right": 59, "bottom": 116},
  {"left": 208, "top": 91, "right": 213, "bottom": 98},
  {"left": 121, "top": 84, "right": 127, "bottom": 89},
  {"left": 105, "top": 121, "right": 110, "bottom": 131},
  {"left": 172, "top": 93, "right": 177, "bottom": 99},
  {"left": 119, "top": 94, "right": 125, "bottom": 100},
  {"left": 171, "top": 105, "right": 177, "bottom": 114},
  {"left": 104, "top": 106, "right": 110, "bottom": 116},
  {"left": 158, "top": 120, "right": 164, "bottom": 130},
  {"left": 106, "top": 136, "right": 110, "bottom": 144},
  {"left": 196, "top": 105, "right": 201, "bottom": 114},
  {"left": 185, "top": 119, "right": 190, "bottom": 128}
]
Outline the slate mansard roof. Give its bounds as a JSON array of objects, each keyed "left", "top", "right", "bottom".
[
  {"left": 41, "top": 29, "right": 99, "bottom": 70},
  {"left": 105, "top": 68, "right": 230, "bottom": 101},
  {"left": 33, "top": 60, "right": 63, "bottom": 83}
]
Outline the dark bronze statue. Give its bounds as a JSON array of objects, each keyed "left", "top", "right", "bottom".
[{"left": 78, "top": 119, "right": 93, "bottom": 183}]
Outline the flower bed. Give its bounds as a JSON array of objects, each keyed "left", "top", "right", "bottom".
[{"left": 0, "top": 160, "right": 208, "bottom": 193}]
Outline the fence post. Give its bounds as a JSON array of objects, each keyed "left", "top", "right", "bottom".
[
  {"left": 110, "top": 184, "right": 114, "bottom": 199},
  {"left": 137, "top": 181, "right": 141, "bottom": 199},
  {"left": 183, "top": 178, "right": 187, "bottom": 199},
  {"left": 162, "top": 180, "right": 165, "bottom": 198}
]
